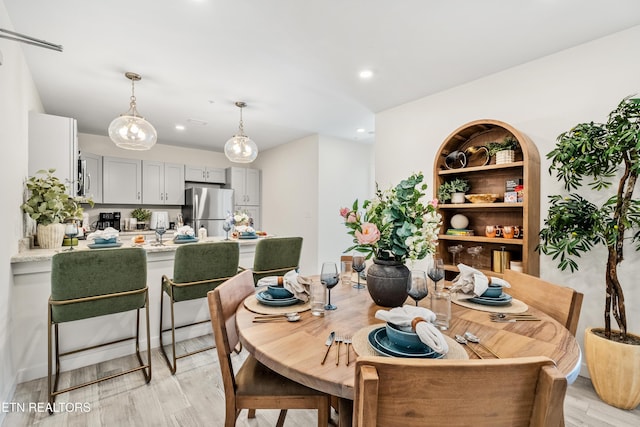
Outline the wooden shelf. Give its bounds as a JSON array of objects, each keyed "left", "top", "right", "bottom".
[{"left": 433, "top": 119, "right": 540, "bottom": 278}]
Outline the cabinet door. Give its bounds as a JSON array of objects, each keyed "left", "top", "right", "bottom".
[
  {"left": 164, "top": 163, "right": 185, "bottom": 205},
  {"left": 103, "top": 157, "right": 142, "bottom": 204},
  {"left": 82, "top": 152, "right": 103, "bottom": 203},
  {"left": 185, "top": 165, "right": 207, "bottom": 182},
  {"left": 229, "top": 167, "right": 247, "bottom": 205},
  {"left": 142, "top": 161, "right": 164, "bottom": 204},
  {"left": 244, "top": 168, "right": 261, "bottom": 205},
  {"left": 205, "top": 167, "right": 226, "bottom": 184}
]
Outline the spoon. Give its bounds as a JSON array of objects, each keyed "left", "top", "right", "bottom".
[
  {"left": 464, "top": 331, "right": 501, "bottom": 358},
  {"left": 253, "top": 313, "right": 301, "bottom": 323},
  {"left": 454, "top": 334, "right": 483, "bottom": 359}
]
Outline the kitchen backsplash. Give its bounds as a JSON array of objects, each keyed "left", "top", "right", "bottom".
[{"left": 82, "top": 205, "right": 183, "bottom": 231}]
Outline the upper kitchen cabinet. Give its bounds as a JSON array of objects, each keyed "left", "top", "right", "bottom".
[
  {"left": 143, "top": 161, "right": 185, "bottom": 205},
  {"left": 79, "top": 152, "right": 103, "bottom": 203},
  {"left": 226, "top": 167, "right": 260, "bottom": 206},
  {"left": 103, "top": 157, "right": 142, "bottom": 204},
  {"left": 28, "top": 112, "right": 78, "bottom": 196},
  {"left": 184, "top": 165, "right": 226, "bottom": 184}
]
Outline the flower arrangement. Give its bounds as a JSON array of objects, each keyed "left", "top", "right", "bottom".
[
  {"left": 232, "top": 211, "right": 250, "bottom": 226},
  {"left": 340, "top": 172, "right": 441, "bottom": 262}
]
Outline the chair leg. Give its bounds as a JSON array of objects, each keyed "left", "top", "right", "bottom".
[
  {"left": 159, "top": 290, "right": 178, "bottom": 374},
  {"left": 318, "top": 396, "right": 330, "bottom": 427},
  {"left": 276, "top": 409, "right": 287, "bottom": 427},
  {"left": 247, "top": 409, "right": 256, "bottom": 418},
  {"left": 134, "top": 291, "right": 152, "bottom": 383}
]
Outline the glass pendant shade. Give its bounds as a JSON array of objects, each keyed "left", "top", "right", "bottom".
[
  {"left": 224, "top": 134, "right": 258, "bottom": 163},
  {"left": 109, "top": 72, "right": 157, "bottom": 150},
  {"left": 109, "top": 115, "right": 157, "bottom": 150},
  {"left": 225, "top": 101, "right": 258, "bottom": 163}
]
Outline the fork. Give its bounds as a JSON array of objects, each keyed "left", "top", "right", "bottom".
[
  {"left": 343, "top": 335, "right": 352, "bottom": 366},
  {"left": 335, "top": 335, "right": 344, "bottom": 366}
]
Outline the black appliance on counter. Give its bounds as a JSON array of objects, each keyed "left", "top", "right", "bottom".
[{"left": 96, "top": 212, "right": 121, "bottom": 230}]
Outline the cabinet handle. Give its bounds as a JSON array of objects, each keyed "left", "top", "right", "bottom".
[
  {"left": 160, "top": 193, "right": 164, "bottom": 201},
  {"left": 165, "top": 192, "right": 168, "bottom": 201},
  {"left": 137, "top": 191, "right": 141, "bottom": 200},
  {"left": 203, "top": 171, "right": 206, "bottom": 179},
  {"left": 206, "top": 171, "right": 210, "bottom": 179}
]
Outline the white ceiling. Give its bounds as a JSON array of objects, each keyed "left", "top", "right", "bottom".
[{"left": 4, "top": 0, "right": 640, "bottom": 153}]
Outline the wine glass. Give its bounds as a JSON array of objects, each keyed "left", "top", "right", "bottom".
[
  {"left": 428, "top": 258, "right": 445, "bottom": 290},
  {"left": 222, "top": 220, "right": 232, "bottom": 240},
  {"left": 407, "top": 270, "right": 428, "bottom": 306},
  {"left": 447, "top": 244, "right": 463, "bottom": 266},
  {"left": 155, "top": 226, "right": 166, "bottom": 246},
  {"left": 320, "top": 262, "right": 340, "bottom": 310},
  {"left": 351, "top": 253, "right": 366, "bottom": 289},
  {"left": 64, "top": 221, "right": 78, "bottom": 251}
]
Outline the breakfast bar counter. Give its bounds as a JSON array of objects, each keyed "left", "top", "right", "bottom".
[{"left": 10, "top": 235, "right": 263, "bottom": 383}]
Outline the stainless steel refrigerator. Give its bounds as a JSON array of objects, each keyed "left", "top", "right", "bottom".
[{"left": 182, "top": 187, "right": 234, "bottom": 237}]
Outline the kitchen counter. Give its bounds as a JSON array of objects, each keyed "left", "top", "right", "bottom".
[{"left": 10, "top": 234, "right": 266, "bottom": 383}]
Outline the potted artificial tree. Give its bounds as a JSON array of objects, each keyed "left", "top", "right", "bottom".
[
  {"left": 21, "top": 169, "right": 91, "bottom": 249},
  {"left": 437, "top": 178, "right": 470, "bottom": 204},
  {"left": 487, "top": 135, "right": 519, "bottom": 164},
  {"left": 538, "top": 95, "right": 640, "bottom": 409},
  {"left": 130, "top": 208, "right": 151, "bottom": 230}
]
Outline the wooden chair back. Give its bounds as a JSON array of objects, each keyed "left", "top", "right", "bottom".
[
  {"left": 353, "top": 356, "right": 567, "bottom": 427},
  {"left": 504, "top": 269, "right": 583, "bottom": 335}
]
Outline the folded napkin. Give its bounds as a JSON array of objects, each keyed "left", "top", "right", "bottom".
[
  {"left": 283, "top": 269, "right": 311, "bottom": 302},
  {"left": 375, "top": 305, "right": 449, "bottom": 354},
  {"left": 235, "top": 225, "right": 255, "bottom": 234},
  {"left": 86, "top": 227, "right": 119, "bottom": 242},
  {"left": 449, "top": 263, "right": 511, "bottom": 299},
  {"left": 173, "top": 225, "right": 195, "bottom": 239}
]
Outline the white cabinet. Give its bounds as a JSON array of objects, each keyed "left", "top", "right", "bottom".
[
  {"left": 185, "top": 165, "right": 226, "bottom": 184},
  {"left": 80, "top": 152, "right": 103, "bottom": 203},
  {"left": 143, "top": 161, "right": 185, "bottom": 205},
  {"left": 103, "top": 157, "right": 142, "bottom": 204},
  {"left": 226, "top": 167, "right": 260, "bottom": 206},
  {"left": 28, "top": 112, "right": 78, "bottom": 196}
]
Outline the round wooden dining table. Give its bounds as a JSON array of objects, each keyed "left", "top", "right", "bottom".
[{"left": 236, "top": 277, "right": 581, "bottom": 426}]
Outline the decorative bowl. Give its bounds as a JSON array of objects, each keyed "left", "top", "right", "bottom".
[
  {"left": 267, "top": 285, "right": 294, "bottom": 299},
  {"left": 465, "top": 193, "right": 499, "bottom": 204},
  {"left": 94, "top": 237, "right": 117, "bottom": 244},
  {"left": 481, "top": 286, "right": 503, "bottom": 298},
  {"left": 385, "top": 323, "right": 428, "bottom": 350},
  {"left": 175, "top": 234, "right": 195, "bottom": 240}
]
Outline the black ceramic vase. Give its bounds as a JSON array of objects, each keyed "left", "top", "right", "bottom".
[{"left": 366, "top": 258, "right": 410, "bottom": 307}]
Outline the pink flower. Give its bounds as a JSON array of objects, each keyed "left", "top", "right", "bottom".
[
  {"left": 346, "top": 212, "right": 359, "bottom": 223},
  {"left": 339, "top": 207, "right": 350, "bottom": 218},
  {"left": 355, "top": 222, "right": 380, "bottom": 245},
  {"left": 429, "top": 199, "right": 438, "bottom": 208}
]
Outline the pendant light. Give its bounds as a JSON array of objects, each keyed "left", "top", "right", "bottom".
[
  {"left": 224, "top": 101, "right": 258, "bottom": 163},
  {"left": 108, "top": 72, "right": 157, "bottom": 150}
]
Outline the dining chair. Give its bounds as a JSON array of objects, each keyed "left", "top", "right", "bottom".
[
  {"left": 503, "top": 269, "right": 584, "bottom": 336},
  {"left": 353, "top": 356, "right": 567, "bottom": 427},
  {"left": 160, "top": 241, "right": 239, "bottom": 374},
  {"left": 48, "top": 247, "right": 151, "bottom": 409},
  {"left": 207, "top": 269, "right": 330, "bottom": 427},
  {"left": 243, "top": 236, "right": 303, "bottom": 284}
]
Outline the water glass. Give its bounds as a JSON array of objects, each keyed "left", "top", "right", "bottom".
[
  {"left": 431, "top": 288, "right": 451, "bottom": 330},
  {"left": 340, "top": 260, "right": 352, "bottom": 286},
  {"left": 310, "top": 280, "right": 326, "bottom": 317}
]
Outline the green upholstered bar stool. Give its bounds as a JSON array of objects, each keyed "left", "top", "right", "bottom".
[
  {"left": 244, "top": 236, "right": 303, "bottom": 285},
  {"left": 160, "top": 241, "right": 239, "bottom": 374},
  {"left": 48, "top": 247, "right": 151, "bottom": 408}
]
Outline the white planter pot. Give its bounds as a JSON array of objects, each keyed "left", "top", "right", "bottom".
[
  {"left": 451, "top": 192, "right": 466, "bottom": 204},
  {"left": 37, "top": 223, "right": 65, "bottom": 249},
  {"left": 495, "top": 149, "right": 515, "bottom": 164}
]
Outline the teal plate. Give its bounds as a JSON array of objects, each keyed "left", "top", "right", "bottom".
[
  {"left": 87, "top": 242, "right": 123, "bottom": 249},
  {"left": 239, "top": 235, "right": 259, "bottom": 240},
  {"left": 469, "top": 292, "right": 513, "bottom": 306},
  {"left": 255, "top": 292, "right": 301, "bottom": 307},
  {"left": 368, "top": 327, "right": 443, "bottom": 359},
  {"left": 173, "top": 238, "right": 199, "bottom": 244}
]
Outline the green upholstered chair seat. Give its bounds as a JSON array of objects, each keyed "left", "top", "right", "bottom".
[
  {"left": 236, "top": 355, "right": 325, "bottom": 397},
  {"left": 251, "top": 237, "right": 303, "bottom": 285},
  {"left": 50, "top": 248, "right": 147, "bottom": 323}
]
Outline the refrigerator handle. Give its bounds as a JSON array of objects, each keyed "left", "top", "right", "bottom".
[{"left": 194, "top": 193, "right": 199, "bottom": 229}]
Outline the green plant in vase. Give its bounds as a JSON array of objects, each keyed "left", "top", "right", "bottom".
[
  {"left": 130, "top": 208, "right": 152, "bottom": 229},
  {"left": 437, "top": 178, "right": 470, "bottom": 203}
]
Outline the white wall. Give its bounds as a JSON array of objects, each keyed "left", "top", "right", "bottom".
[
  {"left": 0, "top": 0, "right": 44, "bottom": 420},
  {"left": 375, "top": 25, "right": 640, "bottom": 376}
]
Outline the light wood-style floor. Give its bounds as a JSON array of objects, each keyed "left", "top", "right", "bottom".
[{"left": 3, "top": 335, "right": 639, "bottom": 427}]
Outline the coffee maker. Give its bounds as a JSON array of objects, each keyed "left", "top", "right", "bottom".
[{"left": 97, "top": 212, "right": 121, "bottom": 230}]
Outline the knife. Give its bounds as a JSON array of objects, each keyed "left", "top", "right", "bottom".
[{"left": 320, "top": 331, "right": 335, "bottom": 365}]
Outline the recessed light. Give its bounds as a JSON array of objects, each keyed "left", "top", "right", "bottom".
[
  {"left": 359, "top": 69, "right": 374, "bottom": 79},
  {"left": 356, "top": 128, "right": 366, "bottom": 133},
  {"left": 187, "top": 118, "right": 208, "bottom": 126},
  {"left": 175, "top": 125, "right": 185, "bottom": 131}
]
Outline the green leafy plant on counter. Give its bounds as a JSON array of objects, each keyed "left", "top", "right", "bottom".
[
  {"left": 130, "top": 208, "right": 152, "bottom": 222},
  {"left": 21, "top": 169, "right": 93, "bottom": 225},
  {"left": 437, "top": 177, "right": 470, "bottom": 203},
  {"left": 486, "top": 135, "right": 520, "bottom": 157}
]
